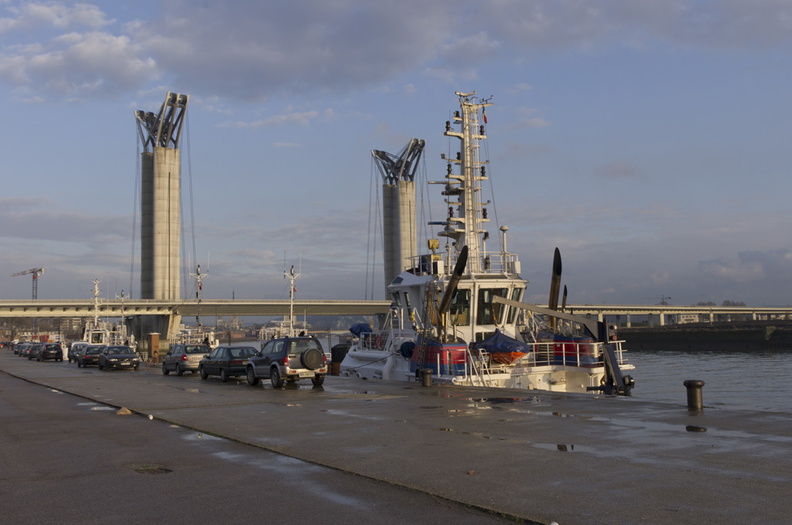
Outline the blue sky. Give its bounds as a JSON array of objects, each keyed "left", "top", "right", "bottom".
[{"left": 1, "top": 0, "right": 791, "bottom": 307}]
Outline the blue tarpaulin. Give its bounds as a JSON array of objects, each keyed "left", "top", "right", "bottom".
[
  {"left": 471, "top": 329, "right": 530, "bottom": 354},
  {"left": 349, "top": 322, "right": 372, "bottom": 337}
]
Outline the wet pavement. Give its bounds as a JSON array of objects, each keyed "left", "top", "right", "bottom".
[{"left": 3, "top": 352, "right": 791, "bottom": 525}]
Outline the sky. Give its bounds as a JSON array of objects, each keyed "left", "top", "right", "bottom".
[{"left": 1, "top": 0, "right": 791, "bottom": 308}]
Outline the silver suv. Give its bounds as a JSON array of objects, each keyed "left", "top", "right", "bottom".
[
  {"left": 246, "top": 336, "right": 327, "bottom": 388},
  {"left": 162, "top": 344, "right": 212, "bottom": 375}
]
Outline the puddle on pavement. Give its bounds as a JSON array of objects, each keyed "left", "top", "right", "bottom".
[
  {"left": 78, "top": 401, "right": 115, "bottom": 411},
  {"left": 533, "top": 442, "right": 592, "bottom": 453},
  {"left": 127, "top": 463, "right": 173, "bottom": 474},
  {"left": 321, "top": 409, "right": 386, "bottom": 421}
]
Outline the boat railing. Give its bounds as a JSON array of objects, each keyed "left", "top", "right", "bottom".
[
  {"left": 405, "top": 251, "right": 521, "bottom": 277},
  {"left": 529, "top": 339, "right": 629, "bottom": 367},
  {"left": 457, "top": 339, "right": 629, "bottom": 381},
  {"left": 356, "top": 329, "right": 415, "bottom": 352}
]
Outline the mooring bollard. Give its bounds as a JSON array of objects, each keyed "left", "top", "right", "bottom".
[
  {"left": 420, "top": 368, "right": 432, "bottom": 387},
  {"left": 684, "top": 379, "right": 705, "bottom": 410}
]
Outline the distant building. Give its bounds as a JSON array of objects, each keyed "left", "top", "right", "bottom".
[{"left": 678, "top": 313, "right": 703, "bottom": 324}]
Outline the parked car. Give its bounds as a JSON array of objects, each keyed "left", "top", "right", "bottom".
[
  {"left": 72, "top": 343, "right": 96, "bottom": 364},
  {"left": 77, "top": 345, "right": 104, "bottom": 368},
  {"left": 199, "top": 345, "right": 259, "bottom": 382},
  {"left": 98, "top": 345, "right": 141, "bottom": 371},
  {"left": 162, "top": 344, "right": 212, "bottom": 376},
  {"left": 246, "top": 336, "right": 327, "bottom": 388},
  {"left": 14, "top": 342, "right": 29, "bottom": 356},
  {"left": 37, "top": 343, "right": 64, "bottom": 362},
  {"left": 26, "top": 343, "right": 43, "bottom": 360},
  {"left": 68, "top": 341, "right": 89, "bottom": 363}
]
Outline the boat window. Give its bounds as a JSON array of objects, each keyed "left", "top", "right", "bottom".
[
  {"left": 403, "top": 292, "right": 411, "bottom": 309},
  {"left": 507, "top": 288, "right": 523, "bottom": 324},
  {"left": 449, "top": 288, "right": 471, "bottom": 326},
  {"left": 391, "top": 293, "right": 402, "bottom": 308},
  {"left": 477, "top": 288, "right": 507, "bottom": 325}
]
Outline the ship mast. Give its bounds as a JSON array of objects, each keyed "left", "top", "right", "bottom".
[
  {"left": 91, "top": 279, "right": 102, "bottom": 329},
  {"left": 437, "top": 91, "right": 492, "bottom": 274}
]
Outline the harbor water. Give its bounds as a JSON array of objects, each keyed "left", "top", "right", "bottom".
[{"left": 627, "top": 350, "right": 792, "bottom": 413}]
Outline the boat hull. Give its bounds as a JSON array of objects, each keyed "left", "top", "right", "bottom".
[{"left": 339, "top": 332, "right": 615, "bottom": 394}]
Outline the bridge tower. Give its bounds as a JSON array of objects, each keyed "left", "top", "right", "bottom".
[
  {"left": 372, "top": 138, "right": 425, "bottom": 288},
  {"left": 134, "top": 92, "right": 189, "bottom": 354},
  {"left": 135, "top": 92, "right": 189, "bottom": 301}
]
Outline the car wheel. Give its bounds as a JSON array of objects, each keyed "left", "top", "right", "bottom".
[
  {"left": 311, "top": 375, "right": 325, "bottom": 386},
  {"left": 199, "top": 366, "right": 208, "bottom": 380},
  {"left": 246, "top": 367, "right": 259, "bottom": 386},
  {"left": 220, "top": 368, "right": 228, "bottom": 383},
  {"left": 300, "top": 348, "right": 324, "bottom": 370},
  {"left": 77, "top": 361, "right": 82, "bottom": 368},
  {"left": 134, "top": 364, "right": 139, "bottom": 371},
  {"left": 270, "top": 367, "right": 284, "bottom": 388},
  {"left": 176, "top": 364, "right": 184, "bottom": 376},
  {"left": 162, "top": 364, "right": 170, "bottom": 375}
]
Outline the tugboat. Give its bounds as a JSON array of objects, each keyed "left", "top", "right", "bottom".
[
  {"left": 82, "top": 279, "right": 135, "bottom": 348},
  {"left": 170, "top": 265, "right": 219, "bottom": 348},
  {"left": 341, "top": 91, "right": 634, "bottom": 395}
]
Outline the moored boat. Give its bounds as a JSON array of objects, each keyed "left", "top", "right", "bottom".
[
  {"left": 82, "top": 279, "right": 136, "bottom": 348},
  {"left": 340, "top": 91, "right": 634, "bottom": 395}
]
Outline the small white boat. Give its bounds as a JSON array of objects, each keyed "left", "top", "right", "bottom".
[
  {"left": 341, "top": 91, "right": 634, "bottom": 395},
  {"left": 83, "top": 279, "right": 135, "bottom": 348}
]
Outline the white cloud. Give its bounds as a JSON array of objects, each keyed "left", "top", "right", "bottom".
[
  {"left": 0, "top": 2, "right": 111, "bottom": 33},
  {"left": 2, "top": 0, "right": 792, "bottom": 102}
]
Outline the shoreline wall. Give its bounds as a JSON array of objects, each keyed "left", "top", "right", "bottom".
[{"left": 620, "top": 321, "right": 792, "bottom": 352}]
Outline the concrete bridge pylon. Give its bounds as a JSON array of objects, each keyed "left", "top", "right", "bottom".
[{"left": 134, "top": 92, "right": 189, "bottom": 349}]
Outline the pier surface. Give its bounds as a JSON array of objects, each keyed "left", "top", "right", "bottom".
[{"left": 3, "top": 353, "right": 790, "bottom": 525}]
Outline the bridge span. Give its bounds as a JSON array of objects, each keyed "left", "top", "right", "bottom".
[
  {"left": 0, "top": 299, "right": 393, "bottom": 319},
  {"left": 564, "top": 304, "right": 791, "bottom": 326},
  {"left": 2, "top": 299, "right": 790, "bottom": 327}
]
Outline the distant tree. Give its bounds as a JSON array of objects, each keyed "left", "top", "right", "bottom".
[
  {"left": 696, "top": 301, "right": 716, "bottom": 306},
  {"left": 721, "top": 300, "right": 746, "bottom": 307}
]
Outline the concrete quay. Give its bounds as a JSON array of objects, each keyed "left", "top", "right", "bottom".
[{"left": 3, "top": 353, "right": 791, "bottom": 525}]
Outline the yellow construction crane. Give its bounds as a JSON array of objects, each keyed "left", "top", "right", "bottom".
[{"left": 11, "top": 267, "right": 45, "bottom": 300}]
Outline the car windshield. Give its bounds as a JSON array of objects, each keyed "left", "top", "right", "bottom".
[
  {"left": 106, "top": 347, "right": 130, "bottom": 355},
  {"left": 86, "top": 348, "right": 101, "bottom": 355},
  {"left": 185, "top": 345, "right": 210, "bottom": 354}
]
